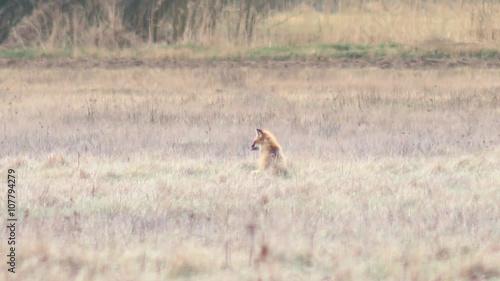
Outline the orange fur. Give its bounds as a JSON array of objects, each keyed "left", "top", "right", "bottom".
[{"left": 250, "top": 129, "right": 286, "bottom": 172}]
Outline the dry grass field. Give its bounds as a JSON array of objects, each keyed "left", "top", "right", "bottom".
[{"left": 1, "top": 62, "right": 500, "bottom": 280}]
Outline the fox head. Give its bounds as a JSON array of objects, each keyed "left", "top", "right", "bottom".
[{"left": 250, "top": 128, "right": 265, "bottom": 151}]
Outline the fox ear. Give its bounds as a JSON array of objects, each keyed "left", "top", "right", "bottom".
[{"left": 256, "top": 128, "right": 263, "bottom": 135}]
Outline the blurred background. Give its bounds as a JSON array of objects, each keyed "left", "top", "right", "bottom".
[{"left": 1, "top": 0, "right": 498, "bottom": 58}]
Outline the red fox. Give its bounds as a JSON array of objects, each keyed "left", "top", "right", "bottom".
[{"left": 250, "top": 129, "right": 286, "bottom": 173}]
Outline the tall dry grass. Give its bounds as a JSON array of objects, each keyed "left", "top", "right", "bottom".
[
  {"left": 1, "top": 66, "right": 499, "bottom": 158},
  {"left": 4, "top": 0, "right": 500, "bottom": 53},
  {"left": 0, "top": 65, "right": 499, "bottom": 280},
  {"left": 260, "top": 1, "right": 500, "bottom": 46}
]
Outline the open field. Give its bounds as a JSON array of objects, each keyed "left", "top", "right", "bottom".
[{"left": 1, "top": 63, "right": 500, "bottom": 280}]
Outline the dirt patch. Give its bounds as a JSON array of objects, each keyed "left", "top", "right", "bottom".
[{"left": 1, "top": 57, "right": 499, "bottom": 69}]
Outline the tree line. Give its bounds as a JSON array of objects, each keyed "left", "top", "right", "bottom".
[
  {"left": 0, "top": 0, "right": 300, "bottom": 47},
  {"left": 0, "top": 0, "right": 494, "bottom": 47}
]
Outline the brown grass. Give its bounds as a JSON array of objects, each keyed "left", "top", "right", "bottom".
[
  {"left": 4, "top": 0, "right": 499, "bottom": 58},
  {"left": 0, "top": 64, "right": 499, "bottom": 280},
  {"left": 261, "top": 1, "right": 500, "bottom": 46}
]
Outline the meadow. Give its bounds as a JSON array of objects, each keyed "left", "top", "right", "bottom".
[{"left": 1, "top": 63, "right": 499, "bottom": 280}]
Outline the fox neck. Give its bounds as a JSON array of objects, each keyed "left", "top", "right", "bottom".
[{"left": 260, "top": 142, "right": 280, "bottom": 155}]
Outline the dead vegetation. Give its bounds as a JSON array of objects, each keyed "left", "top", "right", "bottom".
[
  {"left": 2, "top": 0, "right": 499, "bottom": 58},
  {"left": 0, "top": 65, "right": 499, "bottom": 280}
]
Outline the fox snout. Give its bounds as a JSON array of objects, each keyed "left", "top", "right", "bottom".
[{"left": 250, "top": 128, "right": 264, "bottom": 151}]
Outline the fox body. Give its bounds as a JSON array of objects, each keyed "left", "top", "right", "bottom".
[{"left": 250, "top": 129, "right": 286, "bottom": 172}]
